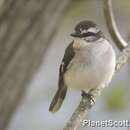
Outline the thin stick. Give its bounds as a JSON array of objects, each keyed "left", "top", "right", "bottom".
[{"left": 104, "top": 0, "right": 128, "bottom": 50}]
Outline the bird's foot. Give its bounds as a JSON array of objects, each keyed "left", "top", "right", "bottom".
[{"left": 81, "top": 90, "right": 95, "bottom": 104}]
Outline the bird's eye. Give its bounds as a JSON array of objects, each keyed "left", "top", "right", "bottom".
[{"left": 83, "top": 38, "right": 86, "bottom": 41}]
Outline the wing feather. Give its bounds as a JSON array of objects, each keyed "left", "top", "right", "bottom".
[{"left": 58, "top": 41, "right": 75, "bottom": 88}]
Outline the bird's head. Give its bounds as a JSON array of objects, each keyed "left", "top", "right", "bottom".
[{"left": 71, "top": 20, "right": 103, "bottom": 42}]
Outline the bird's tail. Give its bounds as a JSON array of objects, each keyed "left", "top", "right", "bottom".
[{"left": 49, "top": 87, "right": 67, "bottom": 113}]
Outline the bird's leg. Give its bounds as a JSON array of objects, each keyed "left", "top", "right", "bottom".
[{"left": 81, "top": 90, "right": 95, "bottom": 104}]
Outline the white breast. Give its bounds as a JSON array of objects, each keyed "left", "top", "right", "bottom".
[{"left": 64, "top": 38, "right": 116, "bottom": 93}]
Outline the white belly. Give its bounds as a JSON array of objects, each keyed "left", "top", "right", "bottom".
[
  {"left": 64, "top": 66, "right": 98, "bottom": 90},
  {"left": 64, "top": 39, "right": 116, "bottom": 92}
]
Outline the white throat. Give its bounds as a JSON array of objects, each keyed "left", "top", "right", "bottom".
[
  {"left": 73, "top": 38, "right": 88, "bottom": 49},
  {"left": 73, "top": 37, "right": 103, "bottom": 49}
]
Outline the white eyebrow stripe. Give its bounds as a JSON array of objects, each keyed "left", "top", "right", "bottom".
[{"left": 87, "top": 27, "right": 99, "bottom": 33}]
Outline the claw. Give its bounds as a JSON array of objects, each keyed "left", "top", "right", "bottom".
[{"left": 81, "top": 90, "right": 95, "bottom": 104}]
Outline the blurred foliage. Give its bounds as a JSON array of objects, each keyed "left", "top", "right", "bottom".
[
  {"left": 62, "top": 0, "right": 93, "bottom": 25},
  {"left": 105, "top": 85, "right": 126, "bottom": 110},
  {"left": 117, "top": 0, "right": 130, "bottom": 13}
]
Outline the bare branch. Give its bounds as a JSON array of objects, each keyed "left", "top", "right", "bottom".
[
  {"left": 104, "top": 0, "right": 128, "bottom": 51},
  {"left": 116, "top": 47, "right": 130, "bottom": 71},
  {"left": 63, "top": 0, "right": 130, "bottom": 130},
  {"left": 63, "top": 95, "right": 95, "bottom": 130}
]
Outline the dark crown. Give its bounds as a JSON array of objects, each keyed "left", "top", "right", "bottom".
[
  {"left": 75, "top": 20, "right": 97, "bottom": 32},
  {"left": 71, "top": 20, "right": 102, "bottom": 38}
]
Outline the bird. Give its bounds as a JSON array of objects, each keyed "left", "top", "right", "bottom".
[{"left": 49, "top": 20, "right": 116, "bottom": 113}]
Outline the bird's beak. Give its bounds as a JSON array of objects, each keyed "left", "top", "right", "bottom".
[{"left": 70, "top": 32, "right": 81, "bottom": 37}]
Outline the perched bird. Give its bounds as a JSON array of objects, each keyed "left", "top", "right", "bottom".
[{"left": 49, "top": 20, "right": 116, "bottom": 113}]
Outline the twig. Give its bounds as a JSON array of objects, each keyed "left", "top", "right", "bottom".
[
  {"left": 63, "top": 0, "right": 130, "bottom": 130},
  {"left": 63, "top": 95, "right": 95, "bottom": 130},
  {"left": 116, "top": 47, "right": 130, "bottom": 71},
  {"left": 104, "top": 0, "right": 128, "bottom": 51}
]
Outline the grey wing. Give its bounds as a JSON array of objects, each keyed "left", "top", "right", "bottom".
[
  {"left": 58, "top": 41, "right": 75, "bottom": 88},
  {"left": 49, "top": 41, "right": 75, "bottom": 113}
]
